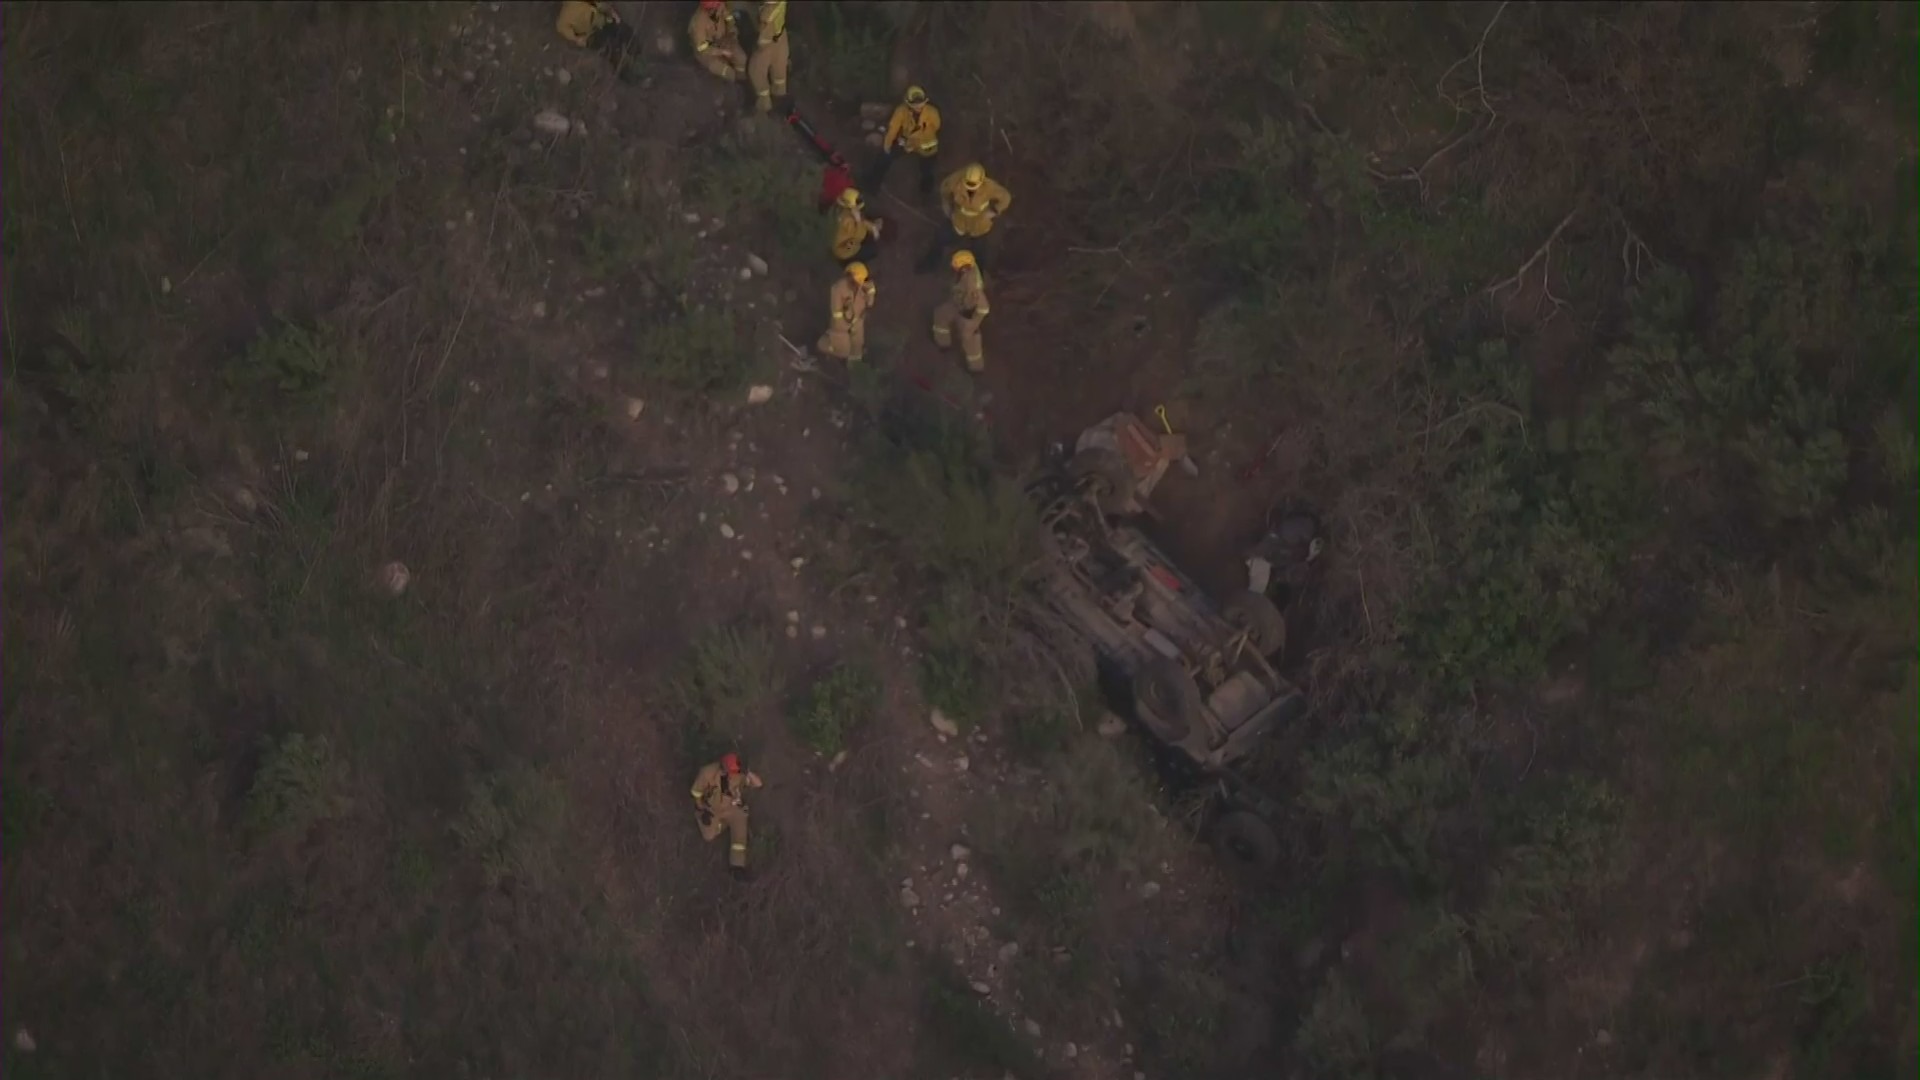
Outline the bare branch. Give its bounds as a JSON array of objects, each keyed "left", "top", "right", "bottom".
[{"left": 1483, "top": 208, "right": 1578, "bottom": 301}]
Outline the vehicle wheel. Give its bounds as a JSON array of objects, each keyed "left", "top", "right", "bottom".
[
  {"left": 1221, "top": 592, "right": 1287, "bottom": 658},
  {"left": 1210, "top": 811, "right": 1281, "bottom": 872},
  {"left": 1069, "top": 448, "right": 1135, "bottom": 516},
  {"left": 1132, "top": 656, "right": 1202, "bottom": 742}
]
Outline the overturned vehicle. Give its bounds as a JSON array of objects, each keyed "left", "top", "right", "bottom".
[{"left": 1027, "top": 412, "right": 1319, "bottom": 871}]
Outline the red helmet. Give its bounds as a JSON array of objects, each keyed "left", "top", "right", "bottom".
[
  {"left": 721, "top": 752, "right": 742, "bottom": 774},
  {"left": 700, "top": 0, "right": 724, "bottom": 9}
]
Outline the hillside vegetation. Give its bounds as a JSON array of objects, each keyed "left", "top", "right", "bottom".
[{"left": 3, "top": 3, "right": 1914, "bottom": 1079}]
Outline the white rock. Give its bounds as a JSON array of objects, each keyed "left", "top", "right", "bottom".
[
  {"left": 1063, "top": 1043, "right": 1078, "bottom": 1060},
  {"left": 900, "top": 886, "right": 921, "bottom": 908},
  {"left": 809, "top": 625, "right": 827, "bottom": 640},
  {"left": 829, "top": 749, "right": 848, "bottom": 771},
  {"left": 531, "top": 300, "right": 549, "bottom": 318},
  {"left": 1024, "top": 1019, "right": 1042, "bottom": 1037},
  {"left": 951, "top": 843, "right": 971, "bottom": 862},
  {"left": 1139, "top": 881, "right": 1162, "bottom": 900},
  {"left": 738, "top": 266, "right": 753, "bottom": 281},
  {"left": 954, "top": 755, "right": 970, "bottom": 772},
  {"left": 532, "top": 109, "right": 570, "bottom": 136},
  {"left": 683, "top": 211, "right": 703, "bottom": 224},
  {"left": 625, "top": 397, "right": 646, "bottom": 420},
  {"left": 653, "top": 33, "right": 675, "bottom": 55},
  {"left": 591, "top": 362, "right": 610, "bottom": 380},
  {"left": 555, "top": 67, "right": 572, "bottom": 85},
  {"left": 786, "top": 610, "right": 800, "bottom": 623},
  {"left": 930, "top": 709, "right": 960, "bottom": 738},
  {"left": 790, "top": 557, "right": 806, "bottom": 569},
  {"left": 1000, "top": 942, "right": 1021, "bottom": 962},
  {"left": 747, "top": 253, "right": 769, "bottom": 276},
  {"left": 1097, "top": 714, "right": 1128, "bottom": 738},
  {"left": 721, "top": 473, "right": 740, "bottom": 494},
  {"left": 969, "top": 981, "right": 991, "bottom": 996},
  {"left": 719, "top": 523, "right": 736, "bottom": 539},
  {"left": 13, "top": 1028, "right": 34, "bottom": 1052},
  {"left": 956, "top": 863, "right": 971, "bottom": 880},
  {"left": 379, "top": 560, "right": 411, "bottom": 596},
  {"left": 746, "top": 384, "right": 774, "bottom": 405}
]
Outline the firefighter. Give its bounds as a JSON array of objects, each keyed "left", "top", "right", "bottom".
[
  {"left": 747, "top": 0, "right": 790, "bottom": 114},
  {"left": 865, "top": 85, "right": 942, "bottom": 195},
  {"left": 918, "top": 163, "right": 1012, "bottom": 272},
  {"left": 555, "top": 0, "right": 637, "bottom": 80},
  {"left": 687, "top": 0, "right": 747, "bottom": 83},
  {"left": 815, "top": 261, "right": 875, "bottom": 364},
  {"left": 691, "top": 752, "right": 764, "bottom": 873},
  {"left": 932, "top": 249, "right": 990, "bottom": 372},
  {"left": 831, "top": 188, "right": 883, "bottom": 265}
]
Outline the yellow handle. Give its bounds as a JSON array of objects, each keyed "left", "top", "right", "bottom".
[{"left": 1154, "top": 405, "right": 1174, "bottom": 434}]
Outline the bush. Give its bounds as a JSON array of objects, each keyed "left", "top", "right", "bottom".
[
  {"left": 1472, "top": 778, "right": 1623, "bottom": 972},
  {"left": 244, "top": 733, "right": 351, "bottom": 838},
  {"left": 852, "top": 401, "right": 1038, "bottom": 591},
  {"left": 634, "top": 308, "right": 761, "bottom": 397},
  {"left": 689, "top": 134, "right": 821, "bottom": 263},
  {"left": 788, "top": 663, "right": 880, "bottom": 756},
  {"left": 668, "top": 624, "right": 781, "bottom": 737},
  {"left": 226, "top": 320, "right": 354, "bottom": 397},
  {"left": 452, "top": 766, "right": 568, "bottom": 888}
]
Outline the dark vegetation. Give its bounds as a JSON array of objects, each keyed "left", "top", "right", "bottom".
[{"left": 3, "top": 2, "right": 1914, "bottom": 1079}]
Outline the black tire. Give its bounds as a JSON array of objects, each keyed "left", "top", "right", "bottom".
[
  {"left": 1210, "top": 811, "right": 1281, "bottom": 872},
  {"left": 1221, "top": 591, "right": 1287, "bottom": 658},
  {"left": 1069, "top": 448, "right": 1135, "bottom": 516},
  {"left": 1132, "top": 656, "right": 1202, "bottom": 742}
]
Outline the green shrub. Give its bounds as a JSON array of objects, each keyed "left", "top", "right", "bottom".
[
  {"left": 853, "top": 405, "right": 1038, "bottom": 590},
  {"left": 244, "top": 733, "right": 351, "bottom": 838},
  {"left": 452, "top": 766, "right": 568, "bottom": 888},
  {"left": 1190, "top": 117, "right": 1310, "bottom": 286},
  {"left": 634, "top": 308, "right": 761, "bottom": 397},
  {"left": 668, "top": 623, "right": 781, "bottom": 735},
  {"left": 1472, "top": 777, "right": 1624, "bottom": 972},
  {"left": 226, "top": 320, "right": 353, "bottom": 397},
  {"left": 789, "top": 663, "right": 880, "bottom": 756}
]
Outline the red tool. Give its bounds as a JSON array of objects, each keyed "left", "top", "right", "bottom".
[{"left": 785, "top": 106, "right": 856, "bottom": 212}]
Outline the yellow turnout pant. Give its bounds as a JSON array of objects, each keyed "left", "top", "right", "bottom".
[
  {"left": 748, "top": 34, "right": 789, "bottom": 111},
  {"left": 698, "top": 803, "right": 751, "bottom": 868},
  {"left": 817, "top": 318, "right": 867, "bottom": 363},
  {"left": 932, "top": 302, "right": 985, "bottom": 371}
]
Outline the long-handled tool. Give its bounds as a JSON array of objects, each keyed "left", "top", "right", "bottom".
[
  {"left": 785, "top": 107, "right": 856, "bottom": 212},
  {"left": 1155, "top": 405, "right": 1202, "bottom": 477}
]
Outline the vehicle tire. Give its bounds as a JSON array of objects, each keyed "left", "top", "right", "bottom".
[
  {"left": 1210, "top": 811, "right": 1281, "bottom": 872},
  {"left": 1132, "top": 656, "right": 1202, "bottom": 742},
  {"left": 1221, "top": 591, "right": 1287, "bottom": 658},
  {"left": 1069, "top": 448, "right": 1134, "bottom": 516}
]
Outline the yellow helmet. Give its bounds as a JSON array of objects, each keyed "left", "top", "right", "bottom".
[
  {"left": 962, "top": 163, "right": 985, "bottom": 190},
  {"left": 950, "top": 250, "right": 976, "bottom": 272},
  {"left": 837, "top": 187, "right": 864, "bottom": 211},
  {"left": 845, "top": 261, "right": 870, "bottom": 284},
  {"left": 904, "top": 85, "right": 928, "bottom": 107}
]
